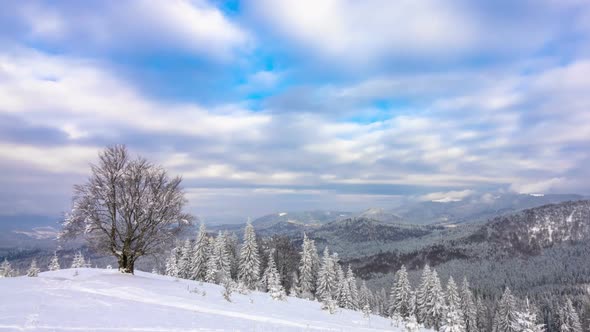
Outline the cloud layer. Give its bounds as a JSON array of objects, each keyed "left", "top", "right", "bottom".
[{"left": 0, "top": 0, "right": 589, "bottom": 219}]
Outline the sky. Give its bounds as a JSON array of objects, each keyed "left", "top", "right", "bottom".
[{"left": 0, "top": 0, "right": 589, "bottom": 221}]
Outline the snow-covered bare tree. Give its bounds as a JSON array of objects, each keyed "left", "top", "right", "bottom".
[
  {"left": 298, "top": 233, "right": 319, "bottom": 299},
  {"left": 558, "top": 298, "right": 582, "bottom": 332},
  {"left": 190, "top": 222, "right": 209, "bottom": 281},
  {"left": 0, "top": 258, "right": 13, "bottom": 277},
  {"left": 48, "top": 253, "right": 61, "bottom": 271},
  {"left": 238, "top": 221, "right": 260, "bottom": 290},
  {"left": 71, "top": 251, "right": 86, "bottom": 268},
  {"left": 389, "top": 265, "right": 413, "bottom": 320},
  {"left": 60, "top": 145, "right": 193, "bottom": 274},
  {"left": 493, "top": 288, "right": 518, "bottom": 332},
  {"left": 460, "top": 277, "right": 478, "bottom": 332},
  {"left": 27, "top": 259, "right": 40, "bottom": 277}
]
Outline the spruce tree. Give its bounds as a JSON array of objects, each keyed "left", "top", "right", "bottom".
[
  {"left": 165, "top": 245, "right": 180, "bottom": 277},
  {"left": 48, "top": 253, "right": 61, "bottom": 271},
  {"left": 493, "top": 288, "right": 518, "bottom": 332},
  {"left": 178, "top": 239, "right": 193, "bottom": 279},
  {"left": 443, "top": 276, "right": 465, "bottom": 332},
  {"left": 513, "top": 299, "right": 544, "bottom": 332},
  {"left": 346, "top": 266, "right": 359, "bottom": 310},
  {"left": 422, "top": 269, "right": 446, "bottom": 330},
  {"left": 206, "top": 231, "right": 231, "bottom": 284},
  {"left": 316, "top": 247, "right": 337, "bottom": 304},
  {"left": 27, "top": 259, "right": 40, "bottom": 277},
  {"left": 298, "top": 233, "right": 319, "bottom": 299},
  {"left": 389, "top": 265, "right": 413, "bottom": 319},
  {"left": 416, "top": 265, "right": 432, "bottom": 323},
  {"left": 238, "top": 221, "right": 260, "bottom": 290},
  {"left": 559, "top": 298, "right": 582, "bottom": 332},
  {"left": 71, "top": 251, "right": 86, "bottom": 268},
  {"left": 359, "top": 280, "right": 372, "bottom": 316},
  {"left": 0, "top": 258, "right": 13, "bottom": 277},
  {"left": 191, "top": 222, "right": 209, "bottom": 281},
  {"left": 336, "top": 264, "right": 354, "bottom": 309},
  {"left": 290, "top": 271, "right": 302, "bottom": 297},
  {"left": 460, "top": 277, "right": 478, "bottom": 332},
  {"left": 264, "top": 250, "right": 286, "bottom": 300}
]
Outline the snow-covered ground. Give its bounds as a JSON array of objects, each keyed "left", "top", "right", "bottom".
[{"left": 0, "top": 268, "right": 422, "bottom": 331}]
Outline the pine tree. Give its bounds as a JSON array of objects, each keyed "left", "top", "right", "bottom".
[
  {"left": 422, "top": 269, "right": 446, "bottom": 330},
  {"left": 27, "top": 259, "right": 40, "bottom": 277},
  {"left": 443, "top": 276, "right": 465, "bottom": 332},
  {"left": 493, "top": 288, "right": 518, "bottom": 332},
  {"left": 336, "top": 264, "right": 354, "bottom": 309},
  {"left": 238, "top": 221, "right": 260, "bottom": 290},
  {"left": 0, "top": 258, "right": 13, "bottom": 277},
  {"left": 190, "top": 222, "right": 209, "bottom": 281},
  {"left": 476, "top": 296, "right": 488, "bottom": 332},
  {"left": 389, "top": 265, "right": 414, "bottom": 319},
  {"left": 165, "top": 245, "right": 180, "bottom": 277},
  {"left": 298, "top": 233, "right": 319, "bottom": 299},
  {"left": 460, "top": 277, "right": 478, "bottom": 332},
  {"left": 559, "top": 298, "right": 582, "bottom": 332},
  {"left": 346, "top": 266, "right": 359, "bottom": 310},
  {"left": 513, "top": 299, "right": 545, "bottom": 332},
  {"left": 71, "top": 251, "right": 86, "bottom": 268},
  {"left": 290, "top": 271, "right": 302, "bottom": 297},
  {"left": 264, "top": 250, "right": 286, "bottom": 300},
  {"left": 206, "top": 232, "right": 231, "bottom": 284},
  {"left": 48, "top": 252, "right": 61, "bottom": 271},
  {"left": 316, "top": 247, "right": 337, "bottom": 304},
  {"left": 416, "top": 265, "right": 432, "bottom": 324},
  {"left": 359, "top": 280, "right": 372, "bottom": 316},
  {"left": 178, "top": 239, "right": 193, "bottom": 279}
]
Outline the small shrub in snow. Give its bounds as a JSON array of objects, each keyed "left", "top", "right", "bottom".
[
  {"left": 0, "top": 258, "right": 13, "bottom": 277},
  {"left": 71, "top": 252, "right": 86, "bottom": 269}
]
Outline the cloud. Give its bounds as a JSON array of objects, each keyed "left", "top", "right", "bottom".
[
  {"left": 419, "top": 189, "right": 475, "bottom": 202},
  {"left": 4, "top": 0, "right": 250, "bottom": 59}
]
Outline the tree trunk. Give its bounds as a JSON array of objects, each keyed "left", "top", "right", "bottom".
[{"left": 118, "top": 253, "right": 135, "bottom": 274}]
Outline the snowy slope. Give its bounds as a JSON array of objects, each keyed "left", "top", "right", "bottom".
[{"left": 0, "top": 268, "right": 423, "bottom": 332}]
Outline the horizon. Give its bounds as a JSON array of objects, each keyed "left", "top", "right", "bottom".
[{"left": 1, "top": 1, "right": 590, "bottom": 218}]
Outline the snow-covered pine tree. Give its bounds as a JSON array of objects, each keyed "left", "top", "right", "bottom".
[
  {"left": 336, "top": 264, "right": 354, "bottom": 309},
  {"left": 298, "top": 233, "right": 319, "bottom": 299},
  {"left": 389, "top": 265, "right": 413, "bottom": 320},
  {"left": 238, "top": 221, "right": 260, "bottom": 290},
  {"left": 71, "top": 251, "right": 86, "bottom": 268},
  {"left": 492, "top": 288, "right": 518, "bottom": 332},
  {"left": 359, "top": 280, "right": 372, "bottom": 316},
  {"left": 476, "top": 296, "right": 488, "bottom": 332},
  {"left": 559, "top": 298, "right": 582, "bottom": 332},
  {"left": 190, "top": 222, "right": 209, "bottom": 281},
  {"left": 443, "top": 276, "right": 465, "bottom": 332},
  {"left": 0, "top": 258, "right": 13, "bottom": 277},
  {"left": 513, "top": 299, "right": 544, "bottom": 332},
  {"left": 460, "top": 277, "right": 478, "bottom": 332},
  {"left": 225, "top": 232, "right": 240, "bottom": 280},
  {"left": 264, "top": 250, "right": 286, "bottom": 300},
  {"left": 416, "top": 265, "right": 432, "bottom": 324},
  {"left": 423, "top": 269, "right": 446, "bottom": 331},
  {"left": 316, "top": 247, "right": 337, "bottom": 304},
  {"left": 27, "top": 259, "right": 40, "bottom": 277},
  {"left": 205, "top": 236, "right": 219, "bottom": 283},
  {"left": 206, "top": 231, "right": 232, "bottom": 284},
  {"left": 346, "top": 265, "right": 359, "bottom": 310},
  {"left": 405, "top": 315, "right": 423, "bottom": 332},
  {"left": 165, "top": 245, "right": 180, "bottom": 277},
  {"left": 177, "top": 239, "right": 193, "bottom": 279},
  {"left": 48, "top": 252, "right": 60, "bottom": 271},
  {"left": 290, "top": 271, "right": 302, "bottom": 297}
]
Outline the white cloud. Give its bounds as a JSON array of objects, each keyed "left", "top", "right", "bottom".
[
  {"left": 14, "top": 0, "right": 250, "bottom": 59},
  {"left": 510, "top": 178, "right": 565, "bottom": 194},
  {"left": 419, "top": 189, "right": 475, "bottom": 202}
]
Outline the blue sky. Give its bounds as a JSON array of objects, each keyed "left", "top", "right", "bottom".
[{"left": 1, "top": 0, "right": 589, "bottom": 220}]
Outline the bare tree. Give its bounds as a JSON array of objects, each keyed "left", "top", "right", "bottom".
[{"left": 60, "top": 145, "right": 193, "bottom": 273}]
